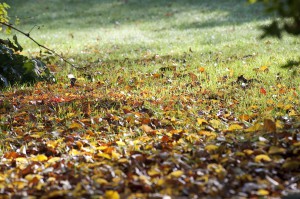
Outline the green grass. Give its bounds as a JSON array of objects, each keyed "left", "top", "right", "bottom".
[
  {"left": 4, "top": 0, "right": 300, "bottom": 119},
  {"left": 1, "top": 0, "right": 300, "bottom": 198}
]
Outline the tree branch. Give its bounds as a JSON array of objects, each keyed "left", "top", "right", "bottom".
[{"left": 0, "top": 22, "right": 77, "bottom": 68}]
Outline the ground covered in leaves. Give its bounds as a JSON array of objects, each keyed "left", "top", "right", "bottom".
[{"left": 0, "top": 58, "right": 300, "bottom": 198}]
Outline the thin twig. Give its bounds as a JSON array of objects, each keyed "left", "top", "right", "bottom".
[{"left": 0, "top": 22, "right": 77, "bottom": 68}]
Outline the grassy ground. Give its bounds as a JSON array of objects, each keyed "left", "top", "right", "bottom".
[{"left": 1, "top": 0, "right": 300, "bottom": 198}]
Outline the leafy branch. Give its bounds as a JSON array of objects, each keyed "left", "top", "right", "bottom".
[{"left": 0, "top": 21, "right": 77, "bottom": 68}]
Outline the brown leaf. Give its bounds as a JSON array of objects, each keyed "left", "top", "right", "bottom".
[
  {"left": 141, "top": 124, "right": 154, "bottom": 133},
  {"left": 263, "top": 119, "right": 276, "bottom": 132}
]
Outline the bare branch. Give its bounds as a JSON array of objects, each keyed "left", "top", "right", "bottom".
[{"left": 0, "top": 22, "right": 77, "bottom": 68}]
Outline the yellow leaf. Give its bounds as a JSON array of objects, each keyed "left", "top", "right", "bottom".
[
  {"left": 169, "top": 170, "right": 184, "bottom": 178},
  {"left": 116, "top": 141, "right": 126, "bottom": 147},
  {"left": 156, "top": 178, "right": 165, "bottom": 186},
  {"left": 171, "top": 116, "right": 176, "bottom": 122},
  {"left": 198, "top": 131, "right": 217, "bottom": 138},
  {"left": 254, "top": 154, "right": 271, "bottom": 163},
  {"left": 275, "top": 120, "right": 284, "bottom": 129},
  {"left": 67, "top": 113, "right": 75, "bottom": 118},
  {"left": 257, "top": 189, "right": 269, "bottom": 196},
  {"left": 32, "top": 154, "right": 48, "bottom": 162},
  {"left": 105, "top": 190, "right": 120, "bottom": 199},
  {"left": 25, "top": 174, "right": 43, "bottom": 181},
  {"left": 197, "top": 118, "right": 208, "bottom": 125},
  {"left": 16, "top": 157, "right": 28, "bottom": 165},
  {"left": 47, "top": 157, "right": 61, "bottom": 163},
  {"left": 95, "top": 178, "right": 108, "bottom": 185},
  {"left": 12, "top": 181, "right": 27, "bottom": 189},
  {"left": 97, "top": 146, "right": 108, "bottom": 151},
  {"left": 227, "top": 124, "right": 243, "bottom": 131},
  {"left": 259, "top": 65, "right": 269, "bottom": 72},
  {"left": 245, "top": 122, "right": 264, "bottom": 132},
  {"left": 47, "top": 140, "right": 58, "bottom": 149},
  {"left": 148, "top": 168, "right": 161, "bottom": 177},
  {"left": 111, "top": 151, "right": 121, "bottom": 160},
  {"left": 69, "top": 149, "right": 82, "bottom": 156},
  {"left": 97, "top": 152, "right": 111, "bottom": 159},
  {"left": 289, "top": 109, "right": 297, "bottom": 116},
  {"left": 69, "top": 122, "right": 82, "bottom": 129},
  {"left": 207, "top": 164, "right": 226, "bottom": 175},
  {"left": 284, "top": 104, "right": 293, "bottom": 110},
  {"left": 205, "top": 144, "right": 219, "bottom": 152},
  {"left": 209, "top": 119, "right": 221, "bottom": 129},
  {"left": 243, "top": 149, "right": 254, "bottom": 155}
]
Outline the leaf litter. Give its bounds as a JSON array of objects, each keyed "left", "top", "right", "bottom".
[{"left": 0, "top": 60, "right": 300, "bottom": 198}]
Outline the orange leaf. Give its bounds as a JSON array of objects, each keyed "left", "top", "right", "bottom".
[
  {"left": 260, "top": 87, "right": 267, "bottom": 95},
  {"left": 239, "top": 114, "right": 250, "bottom": 121},
  {"left": 198, "top": 67, "right": 205, "bottom": 73}
]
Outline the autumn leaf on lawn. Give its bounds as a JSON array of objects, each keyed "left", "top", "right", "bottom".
[
  {"left": 245, "top": 122, "right": 264, "bottom": 132},
  {"left": 205, "top": 144, "right": 219, "bottom": 152},
  {"left": 258, "top": 65, "right": 269, "bottom": 72},
  {"left": 169, "top": 170, "right": 184, "bottom": 178},
  {"left": 116, "top": 140, "right": 126, "bottom": 147},
  {"left": 31, "top": 154, "right": 48, "bottom": 162},
  {"left": 254, "top": 154, "right": 271, "bottom": 163},
  {"left": 104, "top": 190, "right": 120, "bottom": 199},
  {"left": 69, "top": 122, "right": 83, "bottom": 130},
  {"left": 282, "top": 160, "right": 300, "bottom": 170},
  {"left": 209, "top": 119, "right": 221, "bottom": 129},
  {"left": 141, "top": 124, "right": 154, "bottom": 134},
  {"left": 263, "top": 119, "right": 276, "bottom": 132},
  {"left": 197, "top": 118, "right": 208, "bottom": 125},
  {"left": 260, "top": 87, "right": 267, "bottom": 95},
  {"left": 198, "top": 67, "right": 205, "bottom": 73},
  {"left": 268, "top": 146, "right": 286, "bottom": 155},
  {"left": 239, "top": 114, "right": 250, "bottom": 121},
  {"left": 97, "top": 152, "right": 111, "bottom": 159},
  {"left": 257, "top": 189, "right": 269, "bottom": 196},
  {"left": 227, "top": 124, "right": 243, "bottom": 131}
]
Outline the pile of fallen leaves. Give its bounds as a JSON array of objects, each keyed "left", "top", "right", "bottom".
[{"left": 0, "top": 62, "right": 300, "bottom": 198}]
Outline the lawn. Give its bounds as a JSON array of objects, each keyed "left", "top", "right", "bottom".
[{"left": 1, "top": 0, "right": 300, "bottom": 198}]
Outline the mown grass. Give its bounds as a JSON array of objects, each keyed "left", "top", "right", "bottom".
[{"left": 1, "top": 0, "right": 300, "bottom": 198}]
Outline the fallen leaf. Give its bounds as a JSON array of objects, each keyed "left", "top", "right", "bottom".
[
  {"left": 263, "top": 119, "right": 276, "bottom": 132},
  {"left": 69, "top": 122, "right": 83, "bottom": 129},
  {"left": 268, "top": 146, "right": 286, "bottom": 155},
  {"left": 258, "top": 65, "right": 269, "bottom": 72},
  {"left": 140, "top": 124, "right": 153, "bottom": 133},
  {"left": 257, "top": 189, "right": 269, "bottom": 196},
  {"left": 260, "top": 87, "right": 267, "bottom": 95},
  {"left": 198, "top": 67, "right": 205, "bottom": 73},
  {"left": 169, "top": 170, "right": 184, "bottom": 178},
  {"left": 254, "top": 154, "right": 271, "bottom": 162},
  {"left": 205, "top": 144, "right": 219, "bottom": 152},
  {"left": 197, "top": 118, "right": 208, "bottom": 125},
  {"left": 227, "top": 124, "right": 243, "bottom": 131},
  {"left": 104, "top": 190, "right": 120, "bottom": 199}
]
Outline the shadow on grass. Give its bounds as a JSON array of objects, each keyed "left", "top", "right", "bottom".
[{"left": 9, "top": 0, "right": 267, "bottom": 30}]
